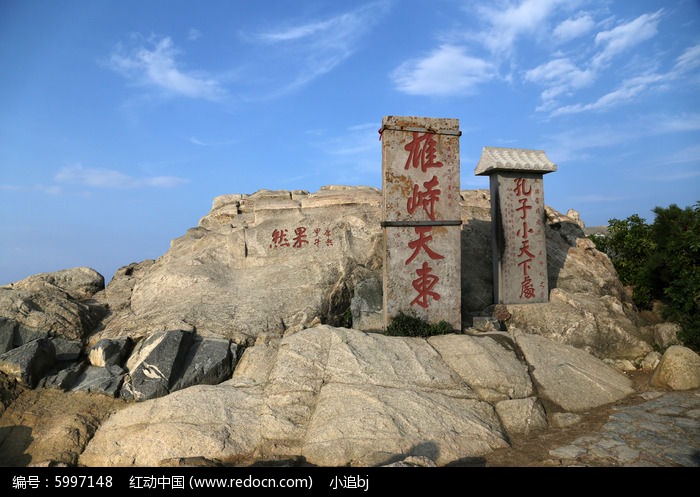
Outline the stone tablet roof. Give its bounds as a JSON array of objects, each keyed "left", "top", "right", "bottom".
[{"left": 474, "top": 146, "right": 557, "bottom": 175}]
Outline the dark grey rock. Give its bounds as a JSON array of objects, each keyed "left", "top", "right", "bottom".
[
  {"left": 72, "top": 364, "right": 125, "bottom": 397},
  {"left": 350, "top": 277, "right": 383, "bottom": 332},
  {"left": 0, "top": 338, "right": 56, "bottom": 387},
  {"left": 171, "top": 337, "right": 236, "bottom": 392},
  {"left": 15, "top": 324, "right": 48, "bottom": 347},
  {"left": 88, "top": 337, "right": 133, "bottom": 367},
  {"left": 40, "top": 361, "right": 87, "bottom": 390},
  {"left": 120, "top": 330, "right": 194, "bottom": 401},
  {"left": 51, "top": 337, "right": 83, "bottom": 362},
  {"left": 0, "top": 317, "right": 15, "bottom": 353}
]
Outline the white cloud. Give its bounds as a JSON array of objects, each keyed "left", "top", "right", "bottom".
[
  {"left": 592, "top": 10, "right": 663, "bottom": 67},
  {"left": 657, "top": 145, "right": 700, "bottom": 167},
  {"left": 553, "top": 13, "right": 595, "bottom": 42},
  {"left": 654, "top": 113, "right": 700, "bottom": 133},
  {"left": 108, "top": 35, "right": 226, "bottom": 101},
  {"left": 475, "top": 0, "right": 570, "bottom": 55},
  {"left": 525, "top": 58, "right": 595, "bottom": 109},
  {"left": 550, "top": 71, "right": 668, "bottom": 116},
  {"left": 392, "top": 44, "right": 496, "bottom": 96},
  {"left": 55, "top": 164, "right": 188, "bottom": 189},
  {"left": 249, "top": 2, "right": 389, "bottom": 94},
  {"left": 673, "top": 44, "right": 700, "bottom": 73},
  {"left": 187, "top": 28, "right": 202, "bottom": 41},
  {"left": 256, "top": 18, "right": 339, "bottom": 43}
]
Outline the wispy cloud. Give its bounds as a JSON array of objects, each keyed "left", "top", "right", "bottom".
[
  {"left": 525, "top": 58, "right": 595, "bottom": 110},
  {"left": 553, "top": 13, "right": 595, "bottom": 43},
  {"left": 55, "top": 164, "right": 188, "bottom": 189},
  {"left": 1, "top": 183, "right": 62, "bottom": 194},
  {"left": 592, "top": 10, "right": 663, "bottom": 68},
  {"left": 393, "top": 0, "right": 570, "bottom": 96},
  {"left": 189, "top": 136, "right": 239, "bottom": 147},
  {"left": 528, "top": 9, "right": 680, "bottom": 116},
  {"left": 187, "top": 28, "right": 201, "bottom": 41},
  {"left": 249, "top": 2, "right": 389, "bottom": 95},
  {"left": 653, "top": 113, "right": 700, "bottom": 133},
  {"left": 474, "top": 0, "right": 570, "bottom": 55},
  {"left": 107, "top": 35, "right": 226, "bottom": 101},
  {"left": 391, "top": 44, "right": 496, "bottom": 96},
  {"left": 550, "top": 71, "right": 668, "bottom": 116},
  {"left": 673, "top": 44, "right": 700, "bottom": 73}
]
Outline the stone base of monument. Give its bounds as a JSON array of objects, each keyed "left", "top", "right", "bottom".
[{"left": 471, "top": 316, "right": 506, "bottom": 332}]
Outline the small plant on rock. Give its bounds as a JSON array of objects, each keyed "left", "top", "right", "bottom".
[{"left": 385, "top": 310, "right": 453, "bottom": 337}]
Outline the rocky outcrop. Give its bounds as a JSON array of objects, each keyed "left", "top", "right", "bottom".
[
  {"left": 90, "top": 187, "right": 383, "bottom": 346},
  {"left": 82, "top": 187, "right": 655, "bottom": 364},
  {"left": 79, "top": 327, "right": 512, "bottom": 466},
  {"left": 513, "top": 330, "right": 635, "bottom": 412},
  {"left": 0, "top": 267, "right": 107, "bottom": 343},
  {"left": 1, "top": 185, "right": 688, "bottom": 468}
]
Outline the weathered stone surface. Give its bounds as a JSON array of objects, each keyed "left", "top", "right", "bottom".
[
  {"left": 460, "top": 191, "right": 493, "bottom": 316},
  {"left": 51, "top": 338, "right": 82, "bottom": 362},
  {"left": 350, "top": 277, "right": 383, "bottom": 332},
  {"left": 170, "top": 337, "right": 237, "bottom": 392},
  {"left": 0, "top": 276, "right": 107, "bottom": 342},
  {"left": 641, "top": 351, "right": 662, "bottom": 371},
  {"left": 550, "top": 412, "right": 583, "bottom": 428},
  {"left": 495, "top": 397, "right": 548, "bottom": 436},
  {"left": 507, "top": 277, "right": 651, "bottom": 360},
  {"left": 513, "top": 330, "right": 635, "bottom": 412},
  {"left": 92, "top": 260, "right": 155, "bottom": 330},
  {"left": 14, "top": 324, "right": 48, "bottom": 347},
  {"left": 427, "top": 333, "right": 533, "bottom": 402},
  {"left": 92, "top": 187, "right": 383, "bottom": 346},
  {"left": 650, "top": 346, "right": 700, "bottom": 391},
  {"left": 80, "top": 326, "right": 509, "bottom": 467},
  {"left": 0, "top": 317, "right": 14, "bottom": 354},
  {"left": 40, "top": 362, "right": 86, "bottom": 390},
  {"left": 72, "top": 365, "right": 126, "bottom": 397},
  {"left": 652, "top": 322, "right": 681, "bottom": 349},
  {"left": 88, "top": 338, "right": 133, "bottom": 367},
  {"left": 3, "top": 267, "right": 105, "bottom": 300},
  {"left": 0, "top": 338, "right": 56, "bottom": 388},
  {"left": 121, "top": 330, "right": 194, "bottom": 401},
  {"left": 83, "top": 186, "right": 655, "bottom": 362},
  {"left": 0, "top": 389, "right": 124, "bottom": 467}
]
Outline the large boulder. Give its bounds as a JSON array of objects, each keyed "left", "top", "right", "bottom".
[
  {"left": 0, "top": 268, "right": 107, "bottom": 341},
  {"left": 91, "top": 187, "right": 383, "bottom": 346},
  {"left": 79, "top": 326, "right": 510, "bottom": 467},
  {"left": 650, "top": 346, "right": 700, "bottom": 391},
  {"left": 513, "top": 329, "right": 635, "bottom": 412}
]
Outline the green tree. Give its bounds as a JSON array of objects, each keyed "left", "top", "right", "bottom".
[
  {"left": 647, "top": 202, "right": 700, "bottom": 351},
  {"left": 592, "top": 214, "right": 655, "bottom": 307},
  {"left": 589, "top": 201, "right": 700, "bottom": 352}
]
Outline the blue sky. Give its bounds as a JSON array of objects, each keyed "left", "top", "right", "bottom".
[{"left": 1, "top": 0, "right": 699, "bottom": 285}]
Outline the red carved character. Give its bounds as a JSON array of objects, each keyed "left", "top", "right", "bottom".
[
  {"left": 404, "top": 132, "right": 443, "bottom": 172},
  {"left": 405, "top": 226, "right": 444, "bottom": 265},
  {"left": 407, "top": 175, "right": 441, "bottom": 220},
  {"left": 411, "top": 261, "right": 441, "bottom": 308}
]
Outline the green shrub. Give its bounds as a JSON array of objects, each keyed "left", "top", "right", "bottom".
[
  {"left": 589, "top": 201, "right": 700, "bottom": 352},
  {"left": 385, "top": 310, "right": 453, "bottom": 337}
]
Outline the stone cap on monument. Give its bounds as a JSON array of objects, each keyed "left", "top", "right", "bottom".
[
  {"left": 474, "top": 146, "right": 557, "bottom": 176},
  {"left": 380, "top": 115, "right": 461, "bottom": 136}
]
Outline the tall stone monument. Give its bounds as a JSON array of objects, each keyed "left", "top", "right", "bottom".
[
  {"left": 475, "top": 146, "right": 557, "bottom": 304},
  {"left": 381, "top": 116, "right": 462, "bottom": 330}
]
